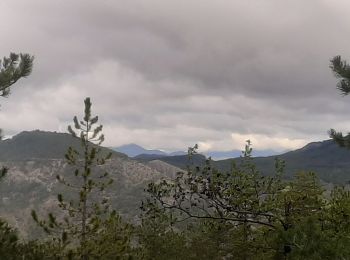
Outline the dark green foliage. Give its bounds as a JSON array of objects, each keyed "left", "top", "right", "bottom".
[
  {"left": 144, "top": 143, "right": 284, "bottom": 229},
  {"left": 138, "top": 209, "right": 189, "bottom": 260},
  {"left": 83, "top": 211, "right": 134, "bottom": 259},
  {"left": 330, "top": 55, "right": 350, "bottom": 96},
  {"left": 0, "top": 53, "right": 34, "bottom": 97},
  {"left": 16, "top": 240, "right": 67, "bottom": 260},
  {"left": 329, "top": 55, "right": 350, "bottom": 149},
  {"left": 141, "top": 142, "right": 350, "bottom": 259},
  {"left": 32, "top": 98, "right": 120, "bottom": 259},
  {"left": 0, "top": 166, "right": 7, "bottom": 181},
  {"left": 329, "top": 128, "right": 350, "bottom": 149},
  {"left": 0, "top": 52, "right": 33, "bottom": 183},
  {"left": 184, "top": 221, "right": 253, "bottom": 259},
  {"left": 0, "top": 53, "right": 33, "bottom": 259},
  {"left": 0, "top": 218, "right": 19, "bottom": 259}
]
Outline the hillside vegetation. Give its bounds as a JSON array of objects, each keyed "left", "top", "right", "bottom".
[{"left": 137, "top": 139, "right": 350, "bottom": 184}]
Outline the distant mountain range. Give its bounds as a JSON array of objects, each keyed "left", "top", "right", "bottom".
[
  {"left": 112, "top": 143, "right": 279, "bottom": 160},
  {"left": 2, "top": 130, "right": 350, "bottom": 238},
  {"left": 132, "top": 140, "right": 350, "bottom": 184},
  {"left": 112, "top": 144, "right": 186, "bottom": 157},
  {"left": 3, "top": 132, "right": 350, "bottom": 185},
  {"left": 220, "top": 139, "right": 350, "bottom": 184},
  {"left": 205, "top": 149, "right": 282, "bottom": 160}
]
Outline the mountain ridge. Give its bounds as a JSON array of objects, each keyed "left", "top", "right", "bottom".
[
  {"left": 0, "top": 130, "right": 126, "bottom": 161},
  {"left": 1, "top": 130, "right": 350, "bottom": 238},
  {"left": 113, "top": 143, "right": 279, "bottom": 160},
  {"left": 112, "top": 143, "right": 186, "bottom": 157},
  {"left": 135, "top": 139, "right": 350, "bottom": 184},
  {"left": 0, "top": 130, "right": 183, "bottom": 238}
]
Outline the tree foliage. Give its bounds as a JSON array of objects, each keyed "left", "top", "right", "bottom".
[
  {"left": 0, "top": 53, "right": 34, "bottom": 260},
  {"left": 32, "top": 98, "right": 122, "bottom": 259},
  {"left": 330, "top": 55, "right": 350, "bottom": 96},
  {"left": 0, "top": 218, "right": 19, "bottom": 259},
  {"left": 329, "top": 55, "right": 350, "bottom": 148},
  {"left": 0, "top": 52, "right": 33, "bottom": 181},
  {"left": 141, "top": 142, "right": 350, "bottom": 259},
  {"left": 0, "top": 52, "right": 34, "bottom": 98}
]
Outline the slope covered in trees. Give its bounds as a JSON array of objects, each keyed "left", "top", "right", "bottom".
[
  {"left": 3, "top": 139, "right": 350, "bottom": 259},
  {"left": 136, "top": 139, "right": 350, "bottom": 184}
]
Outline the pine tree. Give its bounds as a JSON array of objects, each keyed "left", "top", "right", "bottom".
[
  {"left": 329, "top": 55, "right": 350, "bottom": 148},
  {"left": 142, "top": 142, "right": 329, "bottom": 258},
  {"left": 0, "top": 53, "right": 34, "bottom": 180},
  {"left": 0, "top": 52, "right": 33, "bottom": 259},
  {"left": 32, "top": 97, "right": 114, "bottom": 259},
  {"left": 0, "top": 218, "right": 19, "bottom": 259},
  {"left": 0, "top": 53, "right": 34, "bottom": 98}
]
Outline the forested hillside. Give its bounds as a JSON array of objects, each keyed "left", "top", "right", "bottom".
[{"left": 136, "top": 139, "right": 350, "bottom": 184}]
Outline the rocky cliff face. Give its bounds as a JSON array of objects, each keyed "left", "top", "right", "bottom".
[{"left": 0, "top": 157, "right": 181, "bottom": 238}]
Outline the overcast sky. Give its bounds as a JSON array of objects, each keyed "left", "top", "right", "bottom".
[{"left": 0, "top": 0, "right": 349, "bottom": 152}]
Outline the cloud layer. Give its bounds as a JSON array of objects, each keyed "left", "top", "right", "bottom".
[{"left": 0, "top": 0, "right": 349, "bottom": 152}]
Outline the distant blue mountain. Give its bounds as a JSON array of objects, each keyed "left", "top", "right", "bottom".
[
  {"left": 113, "top": 143, "right": 279, "bottom": 159},
  {"left": 205, "top": 149, "right": 281, "bottom": 160},
  {"left": 112, "top": 144, "right": 167, "bottom": 157},
  {"left": 132, "top": 139, "right": 350, "bottom": 184}
]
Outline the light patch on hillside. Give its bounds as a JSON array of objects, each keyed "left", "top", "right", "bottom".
[{"left": 230, "top": 133, "right": 308, "bottom": 151}]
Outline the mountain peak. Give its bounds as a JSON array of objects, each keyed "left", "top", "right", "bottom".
[
  {"left": 0, "top": 130, "right": 124, "bottom": 161},
  {"left": 113, "top": 143, "right": 167, "bottom": 157},
  {"left": 118, "top": 143, "right": 144, "bottom": 149},
  {"left": 297, "top": 139, "right": 333, "bottom": 152}
]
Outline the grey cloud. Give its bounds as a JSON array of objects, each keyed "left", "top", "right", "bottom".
[{"left": 0, "top": 0, "right": 349, "bottom": 151}]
